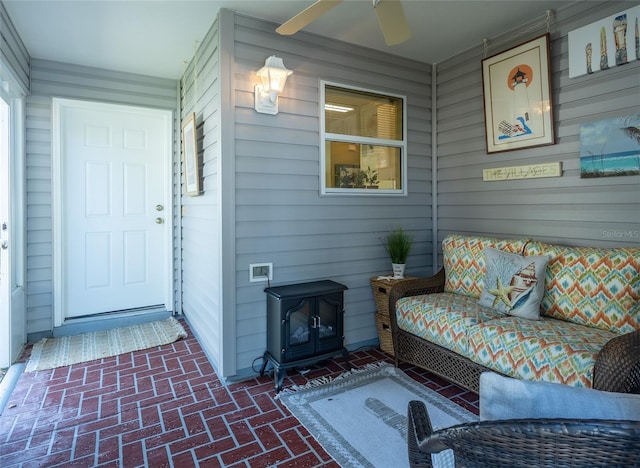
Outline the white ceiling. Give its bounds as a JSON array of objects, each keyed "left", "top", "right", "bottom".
[{"left": 3, "top": 0, "right": 575, "bottom": 80}]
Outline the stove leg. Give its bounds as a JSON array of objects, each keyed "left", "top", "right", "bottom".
[{"left": 275, "top": 367, "right": 286, "bottom": 392}]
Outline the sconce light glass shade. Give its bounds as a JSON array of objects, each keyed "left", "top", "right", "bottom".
[
  {"left": 254, "top": 55, "right": 293, "bottom": 115},
  {"left": 257, "top": 56, "right": 292, "bottom": 93}
]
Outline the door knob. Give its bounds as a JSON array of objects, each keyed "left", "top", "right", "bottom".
[
  {"left": 155, "top": 218, "right": 164, "bottom": 224},
  {"left": 156, "top": 204, "right": 164, "bottom": 211}
]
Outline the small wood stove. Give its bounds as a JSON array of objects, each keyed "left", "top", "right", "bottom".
[{"left": 260, "top": 280, "right": 350, "bottom": 391}]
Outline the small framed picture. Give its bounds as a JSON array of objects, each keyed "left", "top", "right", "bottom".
[
  {"left": 181, "top": 112, "right": 199, "bottom": 196},
  {"left": 482, "top": 33, "right": 555, "bottom": 154}
]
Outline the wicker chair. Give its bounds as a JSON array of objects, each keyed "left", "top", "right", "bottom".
[{"left": 407, "top": 400, "right": 640, "bottom": 468}]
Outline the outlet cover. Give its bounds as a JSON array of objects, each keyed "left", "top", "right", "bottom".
[{"left": 249, "top": 262, "right": 273, "bottom": 282}]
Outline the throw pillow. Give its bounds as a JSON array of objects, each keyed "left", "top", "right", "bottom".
[
  {"left": 478, "top": 247, "right": 548, "bottom": 320},
  {"left": 480, "top": 372, "right": 640, "bottom": 421}
]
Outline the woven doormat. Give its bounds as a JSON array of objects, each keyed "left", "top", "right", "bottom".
[{"left": 25, "top": 317, "right": 187, "bottom": 372}]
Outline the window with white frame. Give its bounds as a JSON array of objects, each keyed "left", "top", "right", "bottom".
[{"left": 320, "top": 81, "right": 407, "bottom": 195}]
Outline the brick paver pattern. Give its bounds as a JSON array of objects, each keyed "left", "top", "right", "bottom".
[{"left": 0, "top": 318, "right": 479, "bottom": 467}]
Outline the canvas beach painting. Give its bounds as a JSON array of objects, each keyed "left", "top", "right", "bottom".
[{"left": 580, "top": 115, "right": 640, "bottom": 178}]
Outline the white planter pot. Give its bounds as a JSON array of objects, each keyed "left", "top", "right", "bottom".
[{"left": 392, "top": 263, "right": 406, "bottom": 279}]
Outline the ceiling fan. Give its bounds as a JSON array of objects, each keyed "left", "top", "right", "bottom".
[{"left": 276, "top": 0, "right": 411, "bottom": 46}]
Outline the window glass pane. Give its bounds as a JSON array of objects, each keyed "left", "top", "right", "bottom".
[
  {"left": 325, "top": 86, "right": 402, "bottom": 140},
  {"left": 325, "top": 141, "right": 402, "bottom": 190},
  {"left": 321, "top": 82, "right": 406, "bottom": 195}
]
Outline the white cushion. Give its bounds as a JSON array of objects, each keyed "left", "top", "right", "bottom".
[
  {"left": 480, "top": 372, "right": 640, "bottom": 421},
  {"left": 478, "top": 247, "right": 548, "bottom": 320}
]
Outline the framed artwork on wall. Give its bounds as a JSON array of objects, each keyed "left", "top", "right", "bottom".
[
  {"left": 482, "top": 33, "right": 555, "bottom": 154},
  {"left": 181, "top": 112, "right": 199, "bottom": 196},
  {"left": 568, "top": 5, "right": 640, "bottom": 78},
  {"left": 580, "top": 114, "right": 640, "bottom": 178},
  {"left": 334, "top": 164, "right": 360, "bottom": 188}
]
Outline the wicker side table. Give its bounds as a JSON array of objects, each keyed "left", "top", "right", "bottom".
[{"left": 371, "top": 275, "right": 416, "bottom": 357}]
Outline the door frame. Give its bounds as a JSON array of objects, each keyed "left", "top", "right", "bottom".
[
  {"left": 0, "top": 91, "right": 26, "bottom": 367},
  {"left": 0, "top": 96, "right": 9, "bottom": 367},
  {"left": 52, "top": 98, "right": 174, "bottom": 327}
]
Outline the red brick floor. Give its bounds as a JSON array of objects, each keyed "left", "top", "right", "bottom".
[{"left": 0, "top": 318, "right": 478, "bottom": 467}]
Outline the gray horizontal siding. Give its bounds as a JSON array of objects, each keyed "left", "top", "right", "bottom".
[
  {"left": 30, "top": 59, "right": 177, "bottom": 108},
  {"left": 435, "top": 0, "right": 640, "bottom": 257},
  {"left": 180, "top": 9, "right": 432, "bottom": 378},
  {"left": 232, "top": 12, "right": 432, "bottom": 375},
  {"left": 25, "top": 96, "right": 52, "bottom": 334},
  {"left": 184, "top": 1, "right": 638, "bottom": 379},
  {"left": 0, "top": 1, "right": 29, "bottom": 93},
  {"left": 179, "top": 16, "right": 227, "bottom": 374},
  {"left": 25, "top": 59, "right": 179, "bottom": 336}
]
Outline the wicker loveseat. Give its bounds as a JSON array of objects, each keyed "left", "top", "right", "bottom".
[{"left": 389, "top": 234, "right": 640, "bottom": 393}]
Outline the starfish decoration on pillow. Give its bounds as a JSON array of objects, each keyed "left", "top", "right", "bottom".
[{"left": 488, "top": 277, "right": 515, "bottom": 310}]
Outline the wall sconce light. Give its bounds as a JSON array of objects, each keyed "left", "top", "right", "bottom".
[{"left": 254, "top": 55, "right": 293, "bottom": 115}]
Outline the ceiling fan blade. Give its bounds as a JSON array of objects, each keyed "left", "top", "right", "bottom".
[
  {"left": 374, "top": 0, "right": 411, "bottom": 46},
  {"left": 276, "top": 0, "right": 343, "bottom": 36}
]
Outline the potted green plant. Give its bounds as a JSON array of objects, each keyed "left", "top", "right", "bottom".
[
  {"left": 384, "top": 227, "right": 413, "bottom": 278},
  {"left": 353, "top": 170, "right": 367, "bottom": 188}
]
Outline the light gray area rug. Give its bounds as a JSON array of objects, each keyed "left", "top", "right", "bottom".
[
  {"left": 25, "top": 317, "right": 188, "bottom": 372},
  {"left": 278, "top": 362, "right": 477, "bottom": 468}
]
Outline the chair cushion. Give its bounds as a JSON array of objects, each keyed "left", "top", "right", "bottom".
[
  {"left": 468, "top": 316, "right": 617, "bottom": 388},
  {"left": 442, "top": 234, "right": 529, "bottom": 299},
  {"left": 480, "top": 371, "right": 640, "bottom": 421},
  {"left": 478, "top": 247, "right": 549, "bottom": 320},
  {"left": 525, "top": 241, "right": 640, "bottom": 334},
  {"left": 395, "top": 292, "right": 503, "bottom": 355}
]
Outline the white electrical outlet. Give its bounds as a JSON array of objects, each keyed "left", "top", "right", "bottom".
[{"left": 249, "top": 262, "right": 273, "bottom": 282}]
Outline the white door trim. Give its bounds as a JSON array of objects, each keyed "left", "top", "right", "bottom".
[
  {"left": 0, "top": 93, "right": 26, "bottom": 367},
  {"left": 52, "top": 98, "right": 174, "bottom": 326},
  {"left": 0, "top": 97, "right": 10, "bottom": 366}
]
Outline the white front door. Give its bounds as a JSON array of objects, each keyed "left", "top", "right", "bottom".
[{"left": 54, "top": 99, "right": 173, "bottom": 320}]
